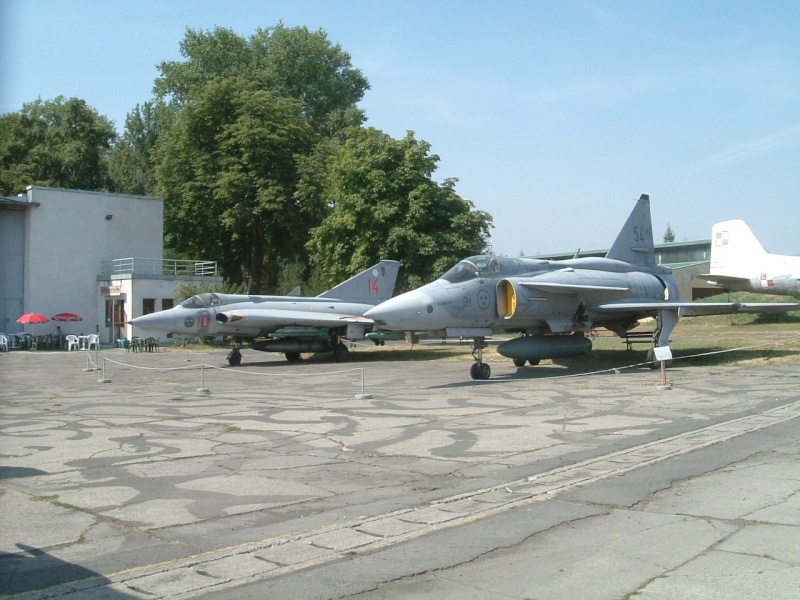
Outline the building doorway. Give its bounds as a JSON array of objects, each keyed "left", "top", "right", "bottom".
[{"left": 105, "top": 298, "right": 126, "bottom": 344}]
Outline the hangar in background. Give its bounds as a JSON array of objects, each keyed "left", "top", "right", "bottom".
[
  {"left": 0, "top": 186, "right": 222, "bottom": 344},
  {"left": 533, "top": 239, "right": 718, "bottom": 301}
]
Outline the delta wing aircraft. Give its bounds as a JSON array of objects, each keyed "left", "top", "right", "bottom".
[
  {"left": 364, "top": 195, "right": 799, "bottom": 379},
  {"left": 695, "top": 220, "right": 800, "bottom": 296},
  {"left": 130, "top": 260, "right": 400, "bottom": 366}
]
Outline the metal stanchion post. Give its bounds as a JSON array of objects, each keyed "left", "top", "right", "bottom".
[
  {"left": 98, "top": 358, "right": 111, "bottom": 383},
  {"left": 197, "top": 364, "right": 210, "bottom": 393},
  {"left": 354, "top": 368, "right": 372, "bottom": 399}
]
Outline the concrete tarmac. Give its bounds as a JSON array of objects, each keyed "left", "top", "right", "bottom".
[{"left": 0, "top": 346, "right": 798, "bottom": 599}]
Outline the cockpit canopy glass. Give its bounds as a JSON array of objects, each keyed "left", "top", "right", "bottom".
[
  {"left": 179, "top": 293, "right": 223, "bottom": 309},
  {"left": 441, "top": 255, "right": 506, "bottom": 283}
]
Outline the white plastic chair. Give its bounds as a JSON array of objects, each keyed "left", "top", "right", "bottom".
[
  {"left": 66, "top": 334, "right": 79, "bottom": 351},
  {"left": 0, "top": 334, "right": 8, "bottom": 352},
  {"left": 86, "top": 334, "right": 99, "bottom": 350}
]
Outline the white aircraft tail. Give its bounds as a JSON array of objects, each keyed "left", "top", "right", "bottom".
[
  {"left": 606, "top": 194, "right": 656, "bottom": 267},
  {"left": 710, "top": 220, "right": 767, "bottom": 275},
  {"left": 318, "top": 260, "right": 401, "bottom": 305}
]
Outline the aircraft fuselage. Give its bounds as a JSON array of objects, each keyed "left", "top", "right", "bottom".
[{"left": 366, "top": 255, "right": 675, "bottom": 336}]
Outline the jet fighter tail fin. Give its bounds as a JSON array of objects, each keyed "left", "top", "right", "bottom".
[
  {"left": 606, "top": 194, "right": 656, "bottom": 267},
  {"left": 318, "top": 260, "right": 401, "bottom": 305},
  {"left": 710, "top": 220, "right": 767, "bottom": 276}
]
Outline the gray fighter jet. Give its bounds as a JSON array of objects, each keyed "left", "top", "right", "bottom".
[
  {"left": 364, "top": 195, "right": 799, "bottom": 379},
  {"left": 130, "top": 260, "right": 400, "bottom": 366}
]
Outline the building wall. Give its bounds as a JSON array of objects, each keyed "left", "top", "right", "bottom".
[
  {"left": 20, "top": 186, "right": 164, "bottom": 338},
  {"left": 2, "top": 186, "right": 222, "bottom": 346},
  {"left": 0, "top": 207, "right": 25, "bottom": 333}
]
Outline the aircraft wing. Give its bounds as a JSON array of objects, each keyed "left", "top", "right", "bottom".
[
  {"left": 693, "top": 273, "right": 751, "bottom": 288},
  {"left": 593, "top": 300, "right": 800, "bottom": 316},
  {"left": 677, "top": 302, "right": 800, "bottom": 317},
  {"left": 218, "top": 309, "right": 374, "bottom": 331}
]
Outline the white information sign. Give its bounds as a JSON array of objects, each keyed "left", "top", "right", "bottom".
[{"left": 653, "top": 346, "right": 673, "bottom": 361}]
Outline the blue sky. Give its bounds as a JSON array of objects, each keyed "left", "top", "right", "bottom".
[{"left": 2, "top": 0, "right": 798, "bottom": 256}]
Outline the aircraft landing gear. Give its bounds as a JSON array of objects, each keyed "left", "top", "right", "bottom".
[
  {"left": 514, "top": 358, "right": 541, "bottom": 367},
  {"left": 227, "top": 347, "right": 242, "bottom": 367},
  {"left": 333, "top": 343, "right": 349, "bottom": 362},
  {"left": 285, "top": 351, "right": 301, "bottom": 362},
  {"left": 470, "top": 337, "right": 491, "bottom": 380}
]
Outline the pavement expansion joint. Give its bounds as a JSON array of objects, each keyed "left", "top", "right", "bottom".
[{"left": 53, "top": 398, "right": 797, "bottom": 600}]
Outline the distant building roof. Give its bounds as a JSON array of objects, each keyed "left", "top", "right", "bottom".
[{"left": 530, "top": 239, "right": 712, "bottom": 265}]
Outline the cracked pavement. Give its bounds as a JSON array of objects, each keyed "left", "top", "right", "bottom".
[{"left": 0, "top": 347, "right": 798, "bottom": 599}]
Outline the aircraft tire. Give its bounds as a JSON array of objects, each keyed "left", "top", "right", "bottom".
[
  {"left": 471, "top": 362, "right": 491, "bottom": 380},
  {"left": 513, "top": 358, "right": 526, "bottom": 367},
  {"left": 285, "top": 352, "right": 301, "bottom": 362},
  {"left": 227, "top": 349, "right": 242, "bottom": 367},
  {"left": 333, "top": 343, "right": 349, "bottom": 362},
  {"left": 478, "top": 363, "right": 491, "bottom": 379},
  {"left": 528, "top": 359, "right": 541, "bottom": 366}
]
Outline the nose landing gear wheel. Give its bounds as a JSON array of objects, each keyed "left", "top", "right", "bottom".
[
  {"left": 469, "top": 337, "right": 491, "bottom": 379},
  {"left": 227, "top": 348, "right": 242, "bottom": 366}
]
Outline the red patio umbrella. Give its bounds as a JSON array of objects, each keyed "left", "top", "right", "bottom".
[
  {"left": 52, "top": 312, "right": 83, "bottom": 322},
  {"left": 17, "top": 313, "right": 50, "bottom": 324}
]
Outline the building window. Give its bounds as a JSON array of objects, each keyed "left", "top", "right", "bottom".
[
  {"left": 162, "top": 298, "right": 174, "bottom": 310},
  {"left": 143, "top": 298, "right": 156, "bottom": 315}
]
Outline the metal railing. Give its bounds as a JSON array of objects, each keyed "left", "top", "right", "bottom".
[{"left": 101, "top": 258, "right": 218, "bottom": 277}]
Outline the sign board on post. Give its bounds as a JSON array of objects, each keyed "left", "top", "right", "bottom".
[{"left": 653, "top": 346, "right": 672, "bottom": 362}]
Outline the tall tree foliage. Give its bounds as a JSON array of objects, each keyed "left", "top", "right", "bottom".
[
  {"left": 154, "top": 24, "right": 369, "bottom": 135},
  {"left": 151, "top": 24, "right": 369, "bottom": 291},
  {"left": 109, "top": 101, "right": 177, "bottom": 196},
  {"left": 306, "top": 128, "right": 493, "bottom": 290},
  {"left": 156, "top": 79, "right": 314, "bottom": 293},
  {"left": 0, "top": 97, "right": 116, "bottom": 195}
]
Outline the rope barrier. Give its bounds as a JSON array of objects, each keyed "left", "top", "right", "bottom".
[
  {"left": 90, "top": 338, "right": 795, "bottom": 393},
  {"left": 96, "top": 355, "right": 372, "bottom": 398}
]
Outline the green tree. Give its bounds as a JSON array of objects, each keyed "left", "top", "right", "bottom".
[
  {"left": 109, "top": 100, "right": 177, "bottom": 196},
  {"left": 0, "top": 97, "right": 116, "bottom": 194},
  {"left": 154, "top": 24, "right": 369, "bottom": 135},
  {"left": 306, "top": 127, "right": 493, "bottom": 290},
  {"left": 148, "top": 24, "right": 370, "bottom": 290},
  {"left": 156, "top": 78, "right": 314, "bottom": 293},
  {"left": 663, "top": 223, "right": 676, "bottom": 243}
]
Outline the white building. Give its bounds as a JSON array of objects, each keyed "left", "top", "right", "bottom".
[{"left": 0, "top": 186, "right": 222, "bottom": 344}]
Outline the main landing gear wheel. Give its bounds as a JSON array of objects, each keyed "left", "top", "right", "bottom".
[
  {"left": 227, "top": 348, "right": 242, "bottom": 367},
  {"left": 470, "top": 362, "right": 491, "bottom": 380},
  {"left": 285, "top": 351, "right": 301, "bottom": 362},
  {"left": 514, "top": 358, "right": 542, "bottom": 367},
  {"left": 333, "top": 343, "right": 349, "bottom": 362}
]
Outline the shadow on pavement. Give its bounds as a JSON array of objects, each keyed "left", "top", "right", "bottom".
[{"left": 0, "top": 544, "right": 133, "bottom": 597}]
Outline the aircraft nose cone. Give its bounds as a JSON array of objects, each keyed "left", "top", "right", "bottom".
[
  {"left": 365, "top": 290, "right": 437, "bottom": 330},
  {"left": 129, "top": 309, "right": 184, "bottom": 332}
]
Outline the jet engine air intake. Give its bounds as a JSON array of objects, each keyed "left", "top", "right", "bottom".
[{"left": 497, "top": 279, "right": 517, "bottom": 318}]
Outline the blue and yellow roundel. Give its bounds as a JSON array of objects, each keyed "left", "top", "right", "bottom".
[{"left": 184, "top": 316, "right": 195, "bottom": 328}]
